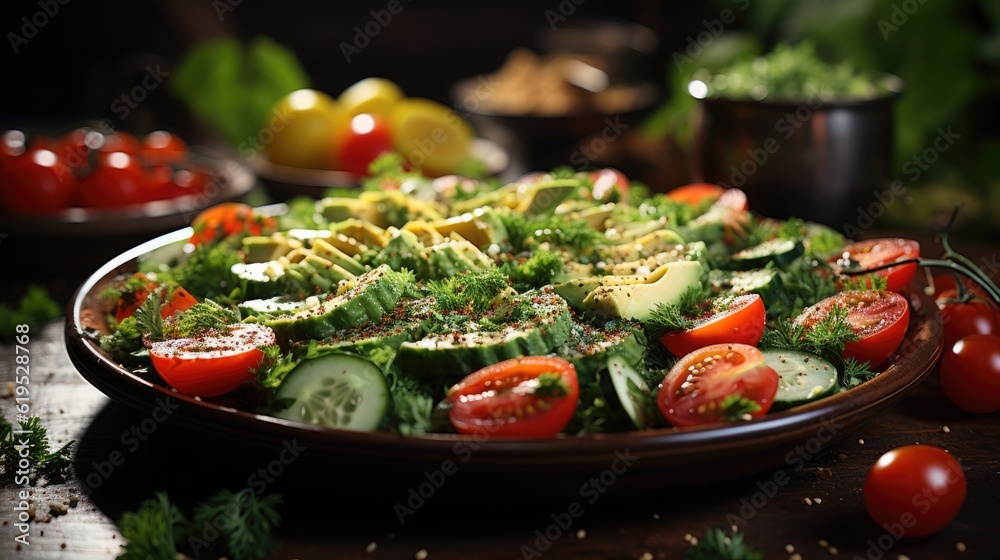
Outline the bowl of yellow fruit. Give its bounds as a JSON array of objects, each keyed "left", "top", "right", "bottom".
[{"left": 249, "top": 77, "right": 509, "bottom": 200}]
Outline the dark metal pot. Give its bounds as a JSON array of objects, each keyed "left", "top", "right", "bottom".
[{"left": 690, "top": 74, "right": 904, "bottom": 231}]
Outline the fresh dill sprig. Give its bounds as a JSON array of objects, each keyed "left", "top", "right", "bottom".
[
  {"left": 763, "top": 258, "right": 839, "bottom": 321},
  {"left": 841, "top": 357, "right": 878, "bottom": 388},
  {"left": 498, "top": 249, "right": 565, "bottom": 290},
  {"left": 134, "top": 289, "right": 164, "bottom": 341},
  {"left": 686, "top": 527, "right": 763, "bottom": 560},
  {"left": 760, "top": 304, "right": 858, "bottom": 360},
  {"left": 117, "top": 491, "right": 187, "bottom": 560},
  {"left": 163, "top": 299, "right": 240, "bottom": 339},
  {"left": 190, "top": 489, "right": 283, "bottom": 560},
  {"left": 425, "top": 269, "right": 511, "bottom": 314},
  {"left": 645, "top": 284, "right": 715, "bottom": 337},
  {"left": 498, "top": 211, "right": 604, "bottom": 254},
  {"left": 0, "top": 415, "right": 73, "bottom": 485},
  {"left": 840, "top": 274, "right": 889, "bottom": 291}
]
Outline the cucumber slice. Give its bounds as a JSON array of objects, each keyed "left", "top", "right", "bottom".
[
  {"left": 274, "top": 353, "right": 389, "bottom": 431},
  {"left": 559, "top": 319, "right": 645, "bottom": 382},
  {"left": 730, "top": 238, "right": 804, "bottom": 269},
  {"left": 762, "top": 349, "right": 839, "bottom": 409},
  {"left": 604, "top": 354, "right": 654, "bottom": 429}
]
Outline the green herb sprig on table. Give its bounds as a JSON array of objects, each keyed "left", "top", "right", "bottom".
[
  {"left": 0, "top": 415, "right": 73, "bottom": 486},
  {"left": 0, "top": 285, "right": 60, "bottom": 340},
  {"left": 686, "top": 527, "right": 764, "bottom": 560},
  {"left": 117, "top": 489, "right": 282, "bottom": 560}
]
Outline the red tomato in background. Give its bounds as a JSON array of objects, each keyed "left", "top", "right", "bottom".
[
  {"left": 338, "top": 113, "right": 394, "bottom": 177},
  {"left": 864, "top": 445, "right": 966, "bottom": 538},
  {"left": 95, "top": 131, "right": 140, "bottom": 154},
  {"left": 937, "top": 295, "right": 1000, "bottom": 350},
  {"left": 587, "top": 168, "right": 631, "bottom": 201},
  {"left": 833, "top": 238, "right": 920, "bottom": 293},
  {"left": 665, "top": 183, "right": 725, "bottom": 207},
  {"left": 660, "top": 294, "right": 766, "bottom": 357},
  {"left": 939, "top": 334, "right": 1000, "bottom": 413},
  {"left": 140, "top": 130, "right": 188, "bottom": 164},
  {"left": 0, "top": 147, "right": 77, "bottom": 213},
  {"left": 444, "top": 356, "right": 580, "bottom": 438},
  {"left": 149, "top": 323, "right": 276, "bottom": 397},
  {"left": 657, "top": 343, "right": 779, "bottom": 427},
  {"left": 77, "top": 151, "right": 150, "bottom": 208},
  {"left": 794, "top": 290, "right": 910, "bottom": 366}
]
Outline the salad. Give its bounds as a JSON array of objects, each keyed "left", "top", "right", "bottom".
[{"left": 89, "top": 156, "right": 922, "bottom": 437}]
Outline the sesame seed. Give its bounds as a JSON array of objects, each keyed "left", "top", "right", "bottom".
[
  {"left": 805, "top": 498, "right": 813, "bottom": 506},
  {"left": 576, "top": 529, "right": 587, "bottom": 540},
  {"left": 652, "top": 513, "right": 660, "bottom": 519},
  {"left": 640, "top": 553, "right": 654, "bottom": 560},
  {"left": 731, "top": 525, "right": 739, "bottom": 533},
  {"left": 897, "top": 555, "right": 911, "bottom": 560},
  {"left": 818, "top": 539, "right": 829, "bottom": 548},
  {"left": 956, "top": 542, "right": 967, "bottom": 552},
  {"left": 829, "top": 546, "right": 838, "bottom": 555},
  {"left": 365, "top": 542, "right": 378, "bottom": 553},
  {"left": 415, "top": 549, "right": 428, "bottom": 560},
  {"left": 690, "top": 537, "right": 699, "bottom": 546},
  {"left": 790, "top": 554, "right": 802, "bottom": 560},
  {"left": 814, "top": 498, "right": 823, "bottom": 505},
  {"left": 786, "top": 544, "right": 795, "bottom": 553},
  {"left": 684, "top": 533, "right": 693, "bottom": 542},
  {"left": 859, "top": 439, "right": 865, "bottom": 444},
  {"left": 943, "top": 425, "right": 951, "bottom": 433}
]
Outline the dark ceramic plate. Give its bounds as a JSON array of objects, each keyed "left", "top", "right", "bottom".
[
  {"left": 65, "top": 223, "right": 942, "bottom": 497},
  {"left": 0, "top": 147, "right": 256, "bottom": 237}
]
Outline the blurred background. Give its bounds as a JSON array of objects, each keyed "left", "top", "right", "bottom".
[{"left": 1, "top": 0, "right": 999, "bottom": 300}]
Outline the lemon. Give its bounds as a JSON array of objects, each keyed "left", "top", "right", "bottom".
[
  {"left": 389, "top": 97, "right": 473, "bottom": 176},
  {"left": 264, "top": 88, "right": 346, "bottom": 169},
  {"left": 338, "top": 77, "right": 405, "bottom": 118}
]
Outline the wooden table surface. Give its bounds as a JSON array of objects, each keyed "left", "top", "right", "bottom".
[{"left": 2, "top": 231, "right": 998, "bottom": 560}]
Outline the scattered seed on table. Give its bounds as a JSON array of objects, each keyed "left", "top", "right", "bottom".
[
  {"left": 818, "top": 539, "right": 829, "bottom": 548},
  {"left": 814, "top": 498, "right": 823, "bottom": 505},
  {"left": 897, "top": 555, "right": 911, "bottom": 560},
  {"left": 576, "top": 529, "right": 586, "bottom": 540},
  {"left": 415, "top": 549, "right": 428, "bottom": 560},
  {"left": 639, "top": 553, "right": 653, "bottom": 560},
  {"left": 790, "top": 554, "right": 802, "bottom": 560},
  {"left": 956, "top": 542, "right": 967, "bottom": 552},
  {"left": 365, "top": 542, "right": 377, "bottom": 553},
  {"left": 690, "top": 537, "right": 699, "bottom": 546},
  {"left": 785, "top": 544, "right": 795, "bottom": 553},
  {"left": 652, "top": 513, "right": 660, "bottom": 520},
  {"left": 859, "top": 439, "right": 865, "bottom": 445},
  {"left": 829, "top": 546, "right": 838, "bottom": 555},
  {"left": 804, "top": 497, "right": 813, "bottom": 506},
  {"left": 943, "top": 425, "right": 951, "bottom": 433},
  {"left": 684, "top": 533, "right": 693, "bottom": 543}
]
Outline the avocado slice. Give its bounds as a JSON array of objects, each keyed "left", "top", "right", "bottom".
[
  {"left": 582, "top": 260, "right": 703, "bottom": 322},
  {"left": 608, "top": 229, "right": 686, "bottom": 262}
]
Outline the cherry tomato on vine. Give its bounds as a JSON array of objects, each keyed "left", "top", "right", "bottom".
[
  {"left": 444, "top": 356, "right": 579, "bottom": 438},
  {"left": 657, "top": 343, "right": 779, "bottom": 427},
  {"left": 338, "top": 113, "right": 394, "bottom": 177},
  {"left": 149, "top": 323, "right": 276, "bottom": 397},
  {"left": 937, "top": 295, "right": 999, "bottom": 350},
  {"left": 939, "top": 334, "right": 1000, "bottom": 413},
  {"left": 659, "top": 294, "right": 766, "bottom": 357},
  {"left": 864, "top": 445, "right": 966, "bottom": 538},
  {"left": 832, "top": 238, "right": 920, "bottom": 293},
  {"left": 931, "top": 273, "right": 992, "bottom": 302},
  {"left": 0, "top": 146, "right": 77, "bottom": 213},
  {"left": 77, "top": 151, "right": 150, "bottom": 208},
  {"left": 793, "top": 290, "right": 910, "bottom": 366}
]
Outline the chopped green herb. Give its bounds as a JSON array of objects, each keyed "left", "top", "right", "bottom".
[
  {"left": 0, "top": 285, "right": 60, "bottom": 339},
  {"left": 686, "top": 527, "right": 764, "bottom": 560},
  {"left": 721, "top": 395, "right": 761, "bottom": 421},
  {"left": 840, "top": 274, "right": 889, "bottom": 291},
  {"left": 0, "top": 415, "right": 73, "bottom": 486},
  {"left": 532, "top": 372, "right": 569, "bottom": 399},
  {"left": 425, "top": 269, "right": 511, "bottom": 314},
  {"left": 190, "top": 488, "right": 282, "bottom": 560},
  {"left": 163, "top": 299, "right": 240, "bottom": 339},
  {"left": 499, "top": 249, "right": 565, "bottom": 291},
  {"left": 134, "top": 289, "right": 164, "bottom": 341},
  {"left": 117, "top": 491, "right": 187, "bottom": 560}
]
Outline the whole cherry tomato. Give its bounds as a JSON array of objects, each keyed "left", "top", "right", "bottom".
[
  {"left": 77, "top": 151, "right": 151, "bottom": 208},
  {"left": 0, "top": 146, "right": 77, "bottom": 213}
]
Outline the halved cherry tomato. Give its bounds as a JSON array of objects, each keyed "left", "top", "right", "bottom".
[
  {"left": 657, "top": 343, "right": 779, "bottom": 427},
  {"left": 444, "top": 356, "right": 579, "bottom": 438},
  {"left": 659, "top": 294, "right": 766, "bottom": 357},
  {"left": 188, "top": 202, "right": 276, "bottom": 246},
  {"left": 665, "top": 183, "right": 725, "bottom": 207},
  {"left": 586, "top": 168, "right": 631, "bottom": 201},
  {"left": 864, "top": 445, "right": 966, "bottom": 538},
  {"left": 113, "top": 273, "right": 200, "bottom": 322},
  {"left": 140, "top": 130, "right": 188, "bottom": 164},
  {"left": 793, "top": 290, "right": 910, "bottom": 366},
  {"left": 338, "top": 113, "right": 394, "bottom": 177},
  {"left": 148, "top": 323, "right": 276, "bottom": 397},
  {"left": 832, "top": 238, "right": 920, "bottom": 293},
  {"left": 161, "top": 287, "right": 198, "bottom": 318},
  {"left": 939, "top": 334, "right": 1000, "bottom": 413}
]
